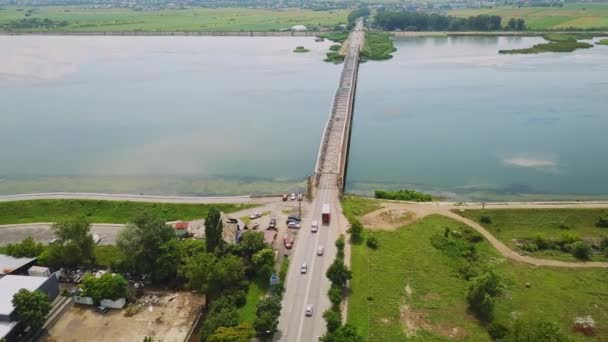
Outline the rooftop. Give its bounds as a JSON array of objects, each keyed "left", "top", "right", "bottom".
[
  {"left": 0, "top": 254, "right": 36, "bottom": 276},
  {"left": 0, "top": 275, "right": 49, "bottom": 317}
]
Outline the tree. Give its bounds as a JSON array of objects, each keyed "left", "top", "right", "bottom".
[
  {"left": 38, "top": 218, "right": 96, "bottom": 267},
  {"left": 598, "top": 214, "right": 608, "bottom": 227},
  {"left": 504, "top": 320, "right": 569, "bottom": 342},
  {"left": 200, "top": 305, "right": 239, "bottom": 342},
  {"left": 323, "top": 309, "right": 341, "bottom": 333},
  {"left": 116, "top": 211, "right": 175, "bottom": 282},
  {"left": 322, "top": 324, "right": 364, "bottom": 342},
  {"left": 326, "top": 259, "right": 352, "bottom": 288},
  {"left": 328, "top": 286, "right": 342, "bottom": 307},
  {"left": 12, "top": 289, "right": 51, "bottom": 330},
  {"left": 252, "top": 248, "right": 275, "bottom": 281},
  {"left": 208, "top": 323, "right": 255, "bottom": 342},
  {"left": 6, "top": 237, "right": 45, "bottom": 258},
  {"left": 205, "top": 207, "right": 223, "bottom": 252},
  {"left": 253, "top": 295, "right": 282, "bottom": 336},
  {"left": 570, "top": 241, "right": 591, "bottom": 260},
  {"left": 181, "top": 253, "right": 244, "bottom": 297},
  {"left": 366, "top": 236, "right": 378, "bottom": 249},
  {"left": 81, "top": 273, "right": 128, "bottom": 303},
  {"left": 466, "top": 270, "right": 502, "bottom": 322},
  {"left": 349, "top": 219, "right": 364, "bottom": 244},
  {"left": 238, "top": 232, "right": 267, "bottom": 259}
]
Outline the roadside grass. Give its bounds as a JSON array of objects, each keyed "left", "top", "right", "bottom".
[
  {"left": 0, "top": 199, "right": 254, "bottom": 225},
  {"left": 238, "top": 282, "right": 264, "bottom": 323},
  {"left": 341, "top": 195, "right": 382, "bottom": 221},
  {"left": 448, "top": 3, "right": 608, "bottom": 30},
  {"left": 455, "top": 208, "right": 608, "bottom": 261},
  {"left": 0, "top": 6, "right": 348, "bottom": 32},
  {"left": 348, "top": 214, "right": 608, "bottom": 341}
]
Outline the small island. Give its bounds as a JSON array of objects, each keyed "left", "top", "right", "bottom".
[
  {"left": 597, "top": 39, "right": 608, "bottom": 46},
  {"left": 499, "top": 34, "right": 595, "bottom": 54},
  {"left": 293, "top": 46, "right": 310, "bottom": 53}
]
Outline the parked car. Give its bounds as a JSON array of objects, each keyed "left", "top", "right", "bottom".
[
  {"left": 48, "top": 238, "right": 59, "bottom": 245},
  {"left": 300, "top": 263, "right": 308, "bottom": 274},
  {"left": 96, "top": 306, "right": 109, "bottom": 314},
  {"left": 269, "top": 218, "right": 277, "bottom": 229},
  {"left": 305, "top": 305, "right": 313, "bottom": 317},
  {"left": 287, "top": 221, "right": 300, "bottom": 229},
  {"left": 284, "top": 236, "right": 294, "bottom": 249},
  {"left": 287, "top": 215, "right": 302, "bottom": 222},
  {"left": 249, "top": 212, "right": 262, "bottom": 220},
  {"left": 290, "top": 193, "right": 296, "bottom": 200},
  {"left": 311, "top": 220, "right": 319, "bottom": 233},
  {"left": 226, "top": 217, "right": 238, "bottom": 224},
  {"left": 317, "top": 246, "right": 324, "bottom": 256},
  {"left": 282, "top": 194, "right": 288, "bottom": 201}
]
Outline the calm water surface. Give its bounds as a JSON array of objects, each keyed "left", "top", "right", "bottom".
[
  {"left": 0, "top": 36, "right": 340, "bottom": 195},
  {"left": 348, "top": 36, "right": 608, "bottom": 200}
]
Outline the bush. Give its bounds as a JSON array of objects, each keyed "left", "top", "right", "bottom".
[
  {"left": 488, "top": 322, "right": 509, "bottom": 340},
  {"left": 505, "top": 319, "right": 569, "bottom": 342},
  {"left": 598, "top": 214, "right": 608, "bottom": 228},
  {"left": 570, "top": 241, "right": 591, "bottom": 260},
  {"left": 466, "top": 270, "right": 502, "bottom": 322},
  {"left": 366, "top": 236, "right": 378, "bottom": 249},
  {"left": 323, "top": 309, "right": 342, "bottom": 333},
  {"left": 374, "top": 189, "right": 432, "bottom": 202},
  {"left": 521, "top": 243, "right": 539, "bottom": 253},
  {"left": 328, "top": 286, "right": 342, "bottom": 308},
  {"left": 480, "top": 216, "right": 492, "bottom": 224},
  {"left": 461, "top": 228, "right": 483, "bottom": 243},
  {"left": 5, "top": 237, "right": 45, "bottom": 258},
  {"left": 458, "top": 265, "right": 480, "bottom": 281},
  {"left": 80, "top": 273, "right": 128, "bottom": 303},
  {"left": 349, "top": 219, "right": 364, "bottom": 244},
  {"left": 532, "top": 234, "right": 554, "bottom": 250}
]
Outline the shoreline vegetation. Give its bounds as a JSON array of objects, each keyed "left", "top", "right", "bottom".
[
  {"left": 499, "top": 33, "right": 596, "bottom": 54},
  {"left": 598, "top": 38, "right": 608, "bottom": 45},
  {"left": 374, "top": 189, "right": 433, "bottom": 202},
  {"left": 360, "top": 31, "right": 396, "bottom": 61}
]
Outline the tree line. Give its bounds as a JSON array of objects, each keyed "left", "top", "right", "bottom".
[{"left": 373, "top": 10, "right": 526, "bottom": 31}]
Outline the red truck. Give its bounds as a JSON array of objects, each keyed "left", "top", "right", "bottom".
[{"left": 322, "top": 203, "right": 331, "bottom": 224}]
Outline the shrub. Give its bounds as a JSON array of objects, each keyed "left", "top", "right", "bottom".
[
  {"left": 323, "top": 309, "right": 342, "bottom": 333},
  {"left": 366, "top": 236, "right": 378, "bottom": 249},
  {"left": 532, "top": 234, "right": 554, "bottom": 250},
  {"left": 466, "top": 270, "right": 502, "bottom": 322},
  {"left": 521, "top": 243, "right": 539, "bottom": 253},
  {"left": 6, "top": 237, "right": 45, "bottom": 258},
  {"left": 488, "top": 322, "right": 509, "bottom": 340},
  {"left": 462, "top": 228, "right": 483, "bottom": 243},
  {"left": 328, "top": 286, "right": 342, "bottom": 308},
  {"left": 349, "top": 219, "right": 364, "bottom": 244},
  {"left": 458, "top": 265, "right": 480, "bottom": 280},
  {"left": 598, "top": 214, "right": 608, "bottom": 228},
  {"left": 480, "top": 216, "right": 492, "bottom": 224},
  {"left": 571, "top": 241, "right": 591, "bottom": 260},
  {"left": 374, "top": 189, "right": 432, "bottom": 202}
]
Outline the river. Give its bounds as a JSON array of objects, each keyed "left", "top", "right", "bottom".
[{"left": 1, "top": 35, "right": 607, "bottom": 199}]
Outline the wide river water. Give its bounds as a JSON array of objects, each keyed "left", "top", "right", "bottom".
[{"left": 1, "top": 35, "right": 607, "bottom": 199}]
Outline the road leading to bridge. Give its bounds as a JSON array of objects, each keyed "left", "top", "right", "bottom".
[{"left": 277, "top": 19, "right": 364, "bottom": 342}]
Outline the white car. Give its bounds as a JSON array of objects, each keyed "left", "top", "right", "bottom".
[
  {"left": 311, "top": 220, "right": 319, "bottom": 233},
  {"left": 249, "top": 212, "right": 262, "bottom": 219},
  {"left": 317, "top": 246, "right": 324, "bottom": 256},
  {"left": 290, "top": 193, "right": 296, "bottom": 200},
  {"left": 300, "top": 263, "right": 308, "bottom": 274},
  {"left": 305, "top": 305, "right": 313, "bottom": 317}
]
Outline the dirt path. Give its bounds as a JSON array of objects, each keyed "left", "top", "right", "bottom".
[{"left": 360, "top": 201, "right": 608, "bottom": 268}]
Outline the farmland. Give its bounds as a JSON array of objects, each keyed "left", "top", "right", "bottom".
[
  {"left": 348, "top": 214, "right": 608, "bottom": 341},
  {"left": 449, "top": 4, "right": 608, "bottom": 30},
  {"left": 0, "top": 6, "right": 348, "bottom": 32}
]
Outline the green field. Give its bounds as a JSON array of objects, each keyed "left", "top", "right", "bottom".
[
  {"left": 348, "top": 215, "right": 608, "bottom": 341},
  {"left": 449, "top": 4, "right": 608, "bottom": 30},
  {"left": 0, "top": 199, "right": 253, "bottom": 224},
  {"left": 238, "top": 282, "right": 264, "bottom": 323},
  {"left": 0, "top": 6, "right": 347, "bottom": 32},
  {"left": 341, "top": 195, "right": 383, "bottom": 222},
  {"left": 455, "top": 208, "right": 608, "bottom": 261}
]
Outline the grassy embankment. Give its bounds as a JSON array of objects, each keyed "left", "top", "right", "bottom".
[
  {"left": 456, "top": 208, "right": 608, "bottom": 262},
  {"left": 0, "top": 199, "right": 253, "bottom": 224},
  {"left": 499, "top": 33, "right": 595, "bottom": 54},
  {"left": 449, "top": 3, "right": 608, "bottom": 30},
  {"left": 360, "top": 32, "right": 396, "bottom": 61},
  {"left": 344, "top": 197, "right": 608, "bottom": 340},
  {"left": 0, "top": 6, "right": 347, "bottom": 32}
]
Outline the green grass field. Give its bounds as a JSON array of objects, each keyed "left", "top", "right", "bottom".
[
  {"left": 238, "top": 282, "right": 264, "bottom": 323},
  {"left": 341, "top": 195, "right": 382, "bottom": 222},
  {"left": 0, "top": 199, "right": 253, "bottom": 224},
  {"left": 348, "top": 215, "right": 608, "bottom": 341},
  {"left": 449, "top": 4, "right": 608, "bottom": 30},
  {"left": 455, "top": 208, "right": 608, "bottom": 261},
  {"left": 0, "top": 6, "right": 347, "bottom": 32}
]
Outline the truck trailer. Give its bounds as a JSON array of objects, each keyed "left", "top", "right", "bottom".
[{"left": 321, "top": 203, "right": 331, "bottom": 224}]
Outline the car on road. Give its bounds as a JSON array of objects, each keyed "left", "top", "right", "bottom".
[
  {"left": 284, "top": 236, "right": 294, "bottom": 249},
  {"left": 305, "top": 305, "right": 313, "bottom": 317},
  {"left": 282, "top": 194, "right": 288, "bottom": 201},
  {"left": 269, "top": 218, "right": 277, "bottom": 229},
  {"left": 290, "top": 193, "right": 296, "bottom": 200},
  {"left": 300, "top": 263, "right": 308, "bottom": 274},
  {"left": 311, "top": 220, "right": 319, "bottom": 233},
  {"left": 96, "top": 306, "right": 109, "bottom": 314},
  {"left": 317, "top": 246, "right": 324, "bottom": 256},
  {"left": 249, "top": 212, "right": 262, "bottom": 220}
]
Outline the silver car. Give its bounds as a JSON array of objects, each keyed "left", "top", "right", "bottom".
[
  {"left": 305, "top": 304, "right": 313, "bottom": 317},
  {"left": 300, "top": 263, "right": 308, "bottom": 274},
  {"left": 317, "top": 246, "right": 324, "bottom": 256}
]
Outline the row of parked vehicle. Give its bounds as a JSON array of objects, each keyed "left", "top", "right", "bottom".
[{"left": 282, "top": 193, "right": 303, "bottom": 201}]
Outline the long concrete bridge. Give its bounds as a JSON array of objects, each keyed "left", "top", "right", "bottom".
[{"left": 277, "top": 19, "right": 364, "bottom": 342}]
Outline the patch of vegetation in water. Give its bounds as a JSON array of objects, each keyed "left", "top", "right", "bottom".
[
  {"left": 597, "top": 39, "right": 608, "bottom": 46},
  {"left": 293, "top": 46, "right": 310, "bottom": 53},
  {"left": 329, "top": 44, "right": 341, "bottom": 51},
  {"left": 324, "top": 51, "right": 345, "bottom": 63},
  {"left": 360, "top": 32, "right": 396, "bottom": 61},
  {"left": 318, "top": 31, "right": 349, "bottom": 43},
  {"left": 499, "top": 34, "right": 595, "bottom": 54},
  {"left": 374, "top": 189, "right": 433, "bottom": 202}
]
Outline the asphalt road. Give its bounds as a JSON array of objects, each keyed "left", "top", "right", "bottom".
[{"left": 275, "top": 182, "right": 343, "bottom": 342}]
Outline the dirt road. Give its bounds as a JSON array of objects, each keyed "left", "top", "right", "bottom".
[{"left": 361, "top": 201, "right": 608, "bottom": 268}]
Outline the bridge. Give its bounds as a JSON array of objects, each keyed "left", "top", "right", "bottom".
[{"left": 276, "top": 19, "right": 364, "bottom": 342}]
